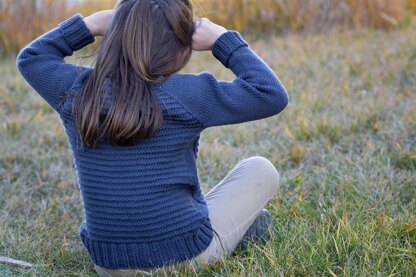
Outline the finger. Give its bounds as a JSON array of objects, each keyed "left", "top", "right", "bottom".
[{"left": 194, "top": 19, "right": 203, "bottom": 29}]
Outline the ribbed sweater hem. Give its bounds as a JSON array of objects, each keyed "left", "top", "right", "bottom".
[{"left": 79, "top": 218, "right": 213, "bottom": 269}]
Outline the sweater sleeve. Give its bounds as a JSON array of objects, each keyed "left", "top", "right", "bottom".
[
  {"left": 16, "top": 14, "right": 95, "bottom": 111},
  {"left": 167, "top": 31, "right": 289, "bottom": 128}
]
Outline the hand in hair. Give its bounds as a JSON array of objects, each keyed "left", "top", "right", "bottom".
[
  {"left": 83, "top": 10, "right": 114, "bottom": 36},
  {"left": 192, "top": 18, "right": 227, "bottom": 51}
]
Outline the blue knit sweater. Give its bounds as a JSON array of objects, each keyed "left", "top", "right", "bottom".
[{"left": 17, "top": 14, "right": 288, "bottom": 269}]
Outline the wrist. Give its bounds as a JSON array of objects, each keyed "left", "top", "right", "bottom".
[
  {"left": 82, "top": 10, "right": 114, "bottom": 37},
  {"left": 211, "top": 29, "right": 227, "bottom": 49},
  {"left": 83, "top": 16, "right": 98, "bottom": 36},
  {"left": 59, "top": 14, "right": 95, "bottom": 51},
  {"left": 212, "top": 31, "right": 248, "bottom": 67}
]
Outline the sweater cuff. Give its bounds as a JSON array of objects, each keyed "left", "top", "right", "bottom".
[
  {"left": 59, "top": 14, "right": 95, "bottom": 51},
  {"left": 212, "top": 31, "right": 248, "bottom": 68}
]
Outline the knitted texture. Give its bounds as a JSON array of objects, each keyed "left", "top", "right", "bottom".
[{"left": 16, "top": 14, "right": 288, "bottom": 269}]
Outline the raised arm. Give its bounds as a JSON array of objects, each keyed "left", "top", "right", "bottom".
[
  {"left": 16, "top": 11, "right": 113, "bottom": 111},
  {"left": 169, "top": 19, "right": 289, "bottom": 128}
]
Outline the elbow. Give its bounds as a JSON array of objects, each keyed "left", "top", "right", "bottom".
[
  {"left": 16, "top": 43, "right": 37, "bottom": 68},
  {"left": 16, "top": 46, "right": 36, "bottom": 78},
  {"left": 264, "top": 74, "right": 289, "bottom": 114},
  {"left": 16, "top": 48, "right": 28, "bottom": 74},
  {"left": 271, "top": 83, "right": 289, "bottom": 115},
  {"left": 279, "top": 87, "right": 289, "bottom": 111}
]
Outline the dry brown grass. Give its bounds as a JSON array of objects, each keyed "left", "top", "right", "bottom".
[
  {"left": 0, "top": 0, "right": 415, "bottom": 56},
  {"left": 0, "top": 0, "right": 113, "bottom": 56},
  {"left": 198, "top": 0, "right": 407, "bottom": 32}
]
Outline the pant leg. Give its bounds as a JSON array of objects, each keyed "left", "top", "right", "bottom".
[{"left": 193, "top": 156, "right": 279, "bottom": 265}]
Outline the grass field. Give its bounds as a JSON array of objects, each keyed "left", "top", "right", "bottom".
[{"left": 0, "top": 26, "right": 415, "bottom": 276}]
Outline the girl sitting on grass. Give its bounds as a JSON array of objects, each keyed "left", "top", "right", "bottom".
[{"left": 17, "top": 0, "right": 288, "bottom": 275}]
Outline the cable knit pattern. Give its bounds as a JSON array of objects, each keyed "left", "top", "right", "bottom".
[{"left": 16, "top": 14, "right": 288, "bottom": 269}]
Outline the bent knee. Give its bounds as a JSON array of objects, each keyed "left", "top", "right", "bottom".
[{"left": 242, "top": 156, "right": 279, "bottom": 195}]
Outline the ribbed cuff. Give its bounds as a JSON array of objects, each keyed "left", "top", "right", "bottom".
[
  {"left": 212, "top": 31, "right": 248, "bottom": 68},
  {"left": 59, "top": 14, "right": 95, "bottom": 51}
]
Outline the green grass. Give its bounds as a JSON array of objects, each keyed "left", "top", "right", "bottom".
[{"left": 1, "top": 27, "right": 415, "bottom": 276}]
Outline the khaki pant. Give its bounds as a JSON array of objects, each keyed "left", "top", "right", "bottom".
[{"left": 95, "top": 156, "right": 279, "bottom": 277}]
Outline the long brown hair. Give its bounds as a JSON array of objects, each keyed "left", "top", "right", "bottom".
[{"left": 73, "top": 0, "right": 194, "bottom": 147}]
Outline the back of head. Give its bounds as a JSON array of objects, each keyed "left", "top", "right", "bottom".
[{"left": 74, "top": 0, "right": 194, "bottom": 148}]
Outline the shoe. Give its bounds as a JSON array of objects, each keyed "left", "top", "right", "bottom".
[{"left": 235, "top": 209, "right": 272, "bottom": 250}]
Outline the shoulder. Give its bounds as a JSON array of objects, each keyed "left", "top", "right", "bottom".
[
  {"left": 159, "top": 72, "right": 221, "bottom": 106},
  {"left": 155, "top": 73, "right": 220, "bottom": 125},
  {"left": 160, "top": 72, "right": 218, "bottom": 92}
]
